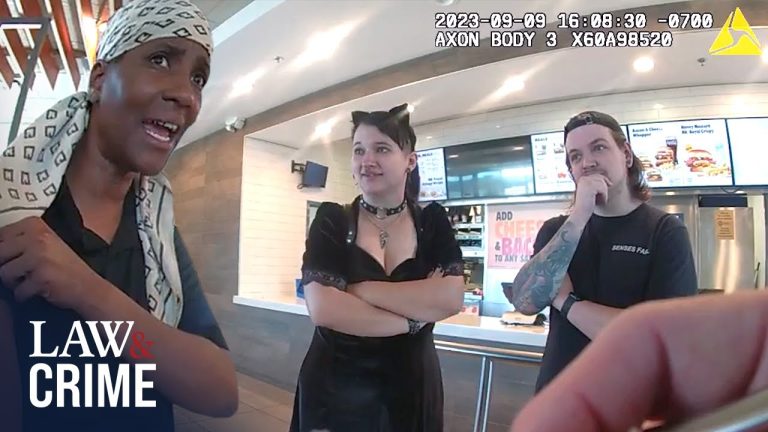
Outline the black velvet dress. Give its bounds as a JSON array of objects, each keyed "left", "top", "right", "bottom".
[{"left": 289, "top": 197, "right": 464, "bottom": 432}]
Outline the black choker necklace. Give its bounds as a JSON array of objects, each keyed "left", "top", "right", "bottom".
[{"left": 360, "top": 198, "right": 407, "bottom": 220}]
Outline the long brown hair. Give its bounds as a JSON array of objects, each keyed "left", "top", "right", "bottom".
[{"left": 564, "top": 111, "right": 651, "bottom": 202}]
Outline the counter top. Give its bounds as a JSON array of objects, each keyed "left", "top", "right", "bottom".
[{"left": 233, "top": 294, "right": 548, "bottom": 348}]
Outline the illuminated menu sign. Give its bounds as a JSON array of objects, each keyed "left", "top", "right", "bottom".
[
  {"left": 530, "top": 131, "right": 574, "bottom": 194},
  {"left": 627, "top": 119, "right": 733, "bottom": 188},
  {"left": 728, "top": 118, "right": 768, "bottom": 186},
  {"left": 416, "top": 148, "right": 448, "bottom": 201}
]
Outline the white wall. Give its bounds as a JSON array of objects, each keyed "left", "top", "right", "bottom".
[
  {"left": 414, "top": 84, "right": 768, "bottom": 151},
  {"left": 238, "top": 137, "right": 357, "bottom": 299}
]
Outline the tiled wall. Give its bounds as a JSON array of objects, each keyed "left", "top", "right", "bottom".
[
  {"left": 414, "top": 83, "right": 768, "bottom": 151},
  {"left": 238, "top": 138, "right": 357, "bottom": 299}
]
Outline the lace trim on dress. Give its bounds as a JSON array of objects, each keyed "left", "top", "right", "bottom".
[{"left": 302, "top": 270, "right": 347, "bottom": 291}]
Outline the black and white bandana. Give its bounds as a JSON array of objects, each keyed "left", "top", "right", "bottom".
[{"left": 0, "top": 0, "right": 213, "bottom": 327}]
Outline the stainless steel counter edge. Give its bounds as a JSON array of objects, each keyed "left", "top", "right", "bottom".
[{"left": 232, "top": 295, "right": 548, "bottom": 348}]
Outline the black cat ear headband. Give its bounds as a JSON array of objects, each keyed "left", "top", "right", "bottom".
[{"left": 351, "top": 103, "right": 411, "bottom": 126}]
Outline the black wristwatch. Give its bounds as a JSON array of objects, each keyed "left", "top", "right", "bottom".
[{"left": 560, "top": 292, "right": 582, "bottom": 320}]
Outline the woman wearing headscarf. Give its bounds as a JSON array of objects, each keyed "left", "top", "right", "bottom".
[{"left": 0, "top": 1, "right": 238, "bottom": 431}]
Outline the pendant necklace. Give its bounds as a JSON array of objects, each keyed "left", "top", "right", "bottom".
[
  {"left": 364, "top": 210, "right": 403, "bottom": 249},
  {"left": 359, "top": 197, "right": 408, "bottom": 248}
]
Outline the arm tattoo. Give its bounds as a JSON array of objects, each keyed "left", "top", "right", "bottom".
[{"left": 506, "top": 220, "right": 583, "bottom": 314}]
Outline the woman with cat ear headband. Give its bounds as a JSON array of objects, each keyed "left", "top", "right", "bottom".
[
  {"left": 0, "top": 1, "right": 237, "bottom": 431},
  {"left": 290, "top": 103, "right": 465, "bottom": 432}
]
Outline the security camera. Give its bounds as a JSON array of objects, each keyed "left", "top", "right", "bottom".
[{"left": 225, "top": 116, "right": 245, "bottom": 132}]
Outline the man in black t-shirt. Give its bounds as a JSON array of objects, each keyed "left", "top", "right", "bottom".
[{"left": 503, "top": 111, "right": 697, "bottom": 392}]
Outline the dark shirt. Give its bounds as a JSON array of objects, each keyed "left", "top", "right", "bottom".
[
  {"left": 532, "top": 204, "right": 697, "bottom": 392},
  {"left": 0, "top": 181, "right": 227, "bottom": 432}
]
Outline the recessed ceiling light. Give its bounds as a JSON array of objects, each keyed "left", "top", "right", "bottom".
[
  {"left": 762, "top": 47, "right": 768, "bottom": 64},
  {"left": 512, "top": 146, "right": 524, "bottom": 151},
  {"left": 633, "top": 56, "right": 654, "bottom": 73},
  {"left": 426, "top": 136, "right": 433, "bottom": 139},
  {"left": 448, "top": 154, "right": 459, "bottom": 158},
  {"left": 312, "top": 118, "right": 337, "bottom": 140},
  {"left": 653, "top": 104, "right": 664, "bottom": 109},
  {"left": 407, "top": 104, "right": 415, "bottom": 113},
  {"left": 495, "top": 125, "right": 501, "bottom": 128}
]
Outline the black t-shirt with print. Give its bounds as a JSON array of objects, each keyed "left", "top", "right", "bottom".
[
  {"left": 533, "top": 203, "right": 697, "bottom": 392},
  {"left": 0, "top": 181, "right": 227, "bottom": 432}
]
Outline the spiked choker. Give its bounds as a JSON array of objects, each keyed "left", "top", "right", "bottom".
[{"left": 359, "top": 198, "right": 407, "bottom": 220}]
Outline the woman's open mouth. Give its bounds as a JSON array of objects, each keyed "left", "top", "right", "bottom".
[{"left": 142, "top": 119, "right": 180, "bottom": 148}]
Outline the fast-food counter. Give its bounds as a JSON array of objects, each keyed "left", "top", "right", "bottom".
[
  {"left": 230, "top": 292, "right": 545, "bottom": 430},
  {"left": 233, "top": 293, "right": 548, "bottom": 347}
]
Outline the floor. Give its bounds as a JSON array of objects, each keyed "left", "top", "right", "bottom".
[
  {"left": 174, "top": 373, "right": 294, "bottom": 432},
  {"left": 175, "top": 372, "right": 517, "bottom": 432}
]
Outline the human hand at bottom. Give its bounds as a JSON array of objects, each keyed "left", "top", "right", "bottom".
[
  {"left": 0, "top": 217, "right": 102, "bottom": 311},
  {"left": 510, "top": 291, "right": 768, "bottom": 432}
]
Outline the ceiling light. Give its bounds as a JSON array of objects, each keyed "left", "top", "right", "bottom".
[
  {"left": 495, "top": 125, "right": 501, "bottom": 128},
  {"left": 653, "top": 104, "right": 664, "bottom": 109},
  {"left": 500, "top": 76, "right": 525, "bottom": 93},
  {"left": 448, "top": 154, "right": 459, "bottom": 159},
  {"left": 407, "top": 104, "right": 415, "bottom": 113},
  {"left": 312, "top": 118, "right": 338, "bottom": 140},
  {"left": 294, "top": 21, "right": 357, "bottom": 68},
  {"left": 230, "top": 68, "right": 265, "bottom": 98},
  {"left": 633, "top": 56, "right": 654, "bottom": 73},
  {"left": 426, "top": 136, "right": 433, "bottom": 140},
  {"left": 762, "top": 47, "right": 768, "bottom": 64},
  {"left": 512, "top": 146, "right": 524, "bottom": 151}
]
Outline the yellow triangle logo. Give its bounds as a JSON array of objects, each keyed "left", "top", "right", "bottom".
[{"left": 709, "top": 7, "right": 762, "bottom": 55}]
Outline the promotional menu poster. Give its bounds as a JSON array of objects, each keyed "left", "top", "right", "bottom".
[
  {"left": 628, "top": 119, "right": 733, "bottom": 188},
  {"left": 486, "top": 205, "right": 561, "bottom": 270},
  {"left": 416, "top": 148, "right": 448, "bottom": 201},
  {"left": 530, "top": 131, "right": 574, "bottom": 194},
  {"left": 727, "top": 118, "right": 768, "bottom": 186}
]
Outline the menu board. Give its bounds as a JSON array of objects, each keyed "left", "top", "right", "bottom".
[
  {"left": 727, "top": 118, "right": 768, "bottom": 186},
  {"left": 416, "top": 148, "right": 447, "bottom": 201},
  {"left": 530, "top": 131, "right": 574, "bottom": 194},
  {"left": 627, "top": 119, "right": 733, "bottom": 188}
]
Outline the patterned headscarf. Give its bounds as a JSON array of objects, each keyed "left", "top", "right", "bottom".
[{"left": 0, "top": 0, "right": 213, "bottom": 327}]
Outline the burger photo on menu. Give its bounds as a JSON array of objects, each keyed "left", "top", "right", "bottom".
[
  {"left": 682, "top": 145, "right": 732, "bottom": 177},
  {"left": 654, "top": 148, "right": 674, "bottom": 169},
  {"left": 646, "top": 169, "right": 663, "bottom": 182},
  {"left": 639, "top": 155, "right": 654, "bottom": 170},
  {"left": 684, "top": 147, "right": 715, "bottom": 170}
]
